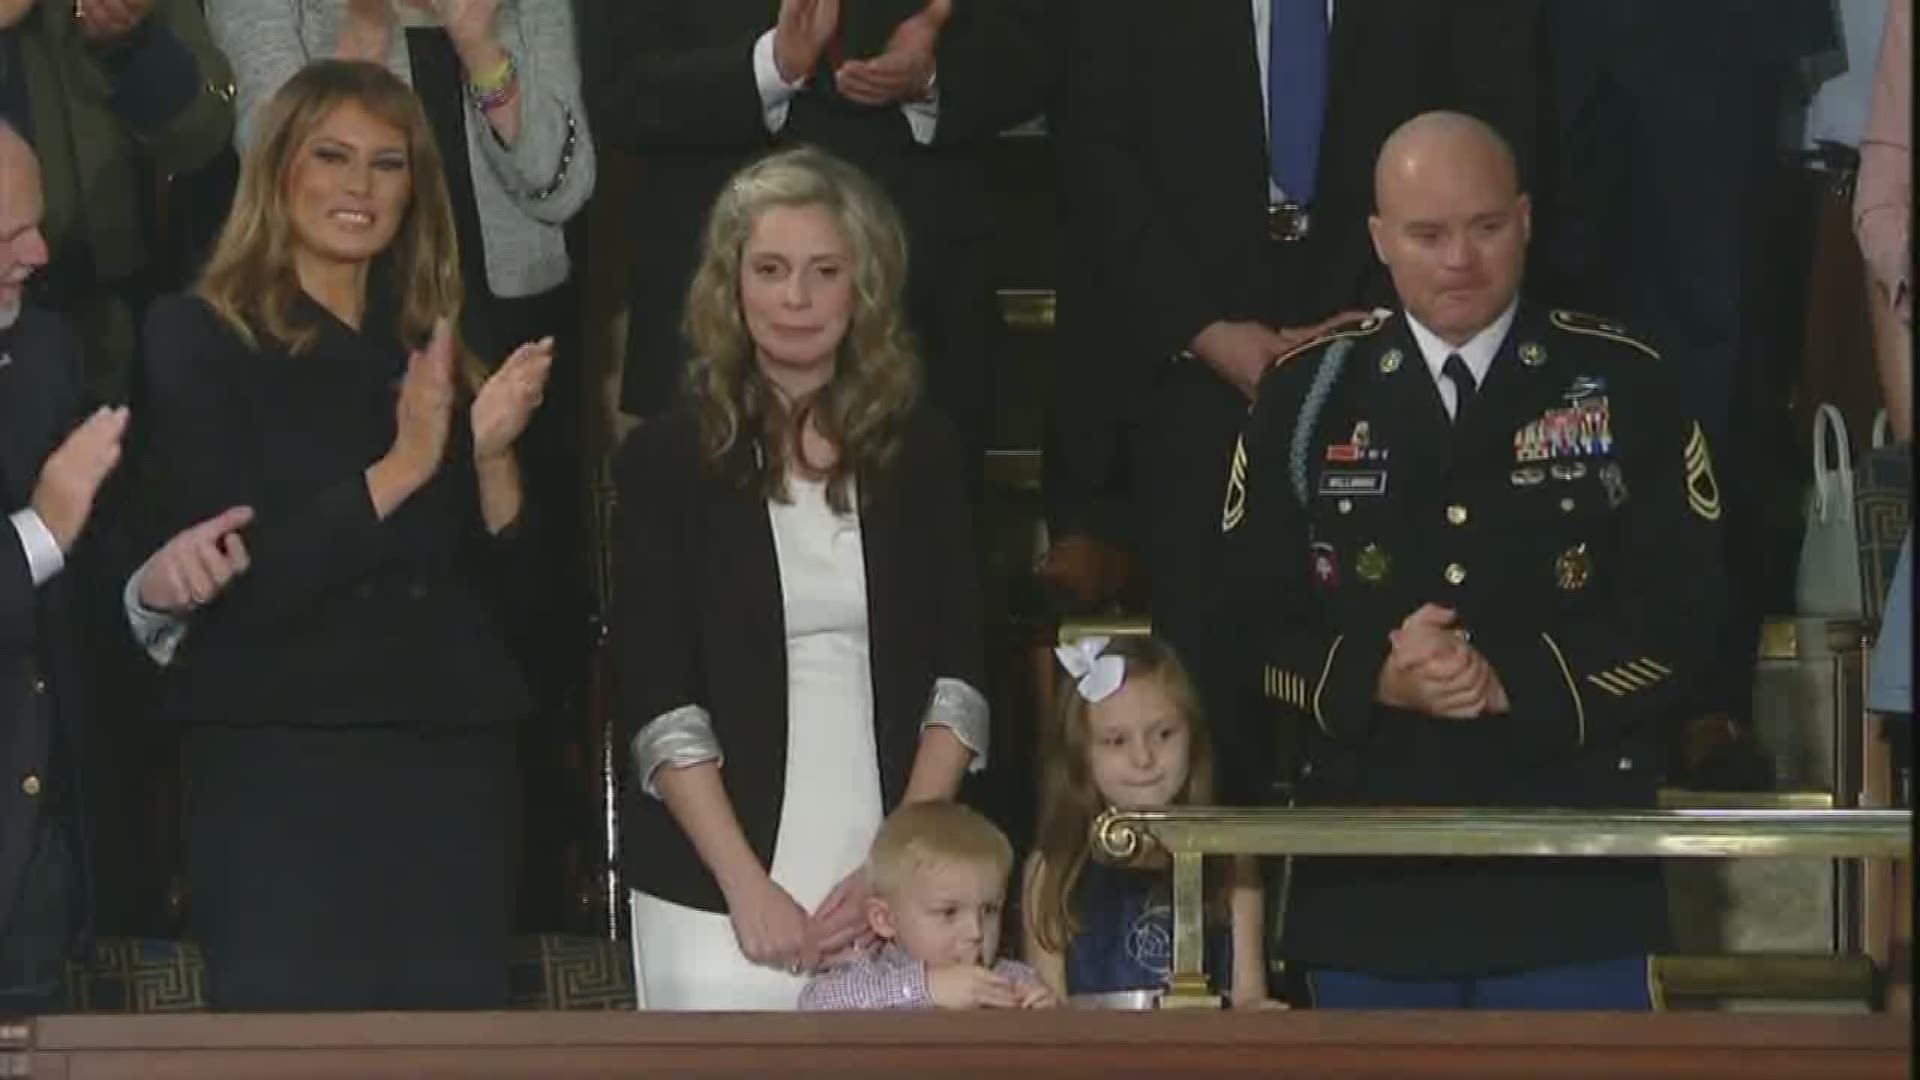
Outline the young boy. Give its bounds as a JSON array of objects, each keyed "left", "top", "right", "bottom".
[{"left": 799, "top": 802, "right": 1057, "bottom": 1010}]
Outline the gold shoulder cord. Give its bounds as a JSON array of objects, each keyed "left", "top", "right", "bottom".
[{"left": 1549, "top": 309, "right": 1661, "bottom": 360}]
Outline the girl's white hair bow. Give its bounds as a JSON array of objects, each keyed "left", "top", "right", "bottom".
[{"left": 1054, "top": 635, "right": 1126, "bottom": 704}]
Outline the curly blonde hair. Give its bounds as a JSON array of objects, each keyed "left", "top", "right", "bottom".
[
  {"left": 680, "top": 147, "right": 920, "bottom": 512},
  {"left": 197, "top": 60, "right": 470, "bottom": 379}
]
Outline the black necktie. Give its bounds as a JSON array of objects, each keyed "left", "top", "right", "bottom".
[{"left": 1443, "top": 353, "right": 1476, "bottom": 422}]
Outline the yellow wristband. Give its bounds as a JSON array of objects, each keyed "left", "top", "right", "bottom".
[{"left": 468, "top": 55, "right": 513, "bottom": 95}]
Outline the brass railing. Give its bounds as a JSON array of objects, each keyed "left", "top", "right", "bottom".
[{"left": 1089, "top": 806, "right": 1914, "bottom": 1007}]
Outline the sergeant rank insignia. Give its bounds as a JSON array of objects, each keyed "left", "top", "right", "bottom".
[
  {"left": 1221, "top": 435, "right": 1248, "bottom": 533},
  {"left": 1685, "top": 422, "right": 1721, "bottom": 521}
]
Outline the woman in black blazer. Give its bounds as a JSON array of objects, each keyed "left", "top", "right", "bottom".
[
  {"left": 125, "top": 61, "right": 551, "bottom": 1010},
  {"left": 614, "top": 147, "right": 987, "bottom": 1009}
]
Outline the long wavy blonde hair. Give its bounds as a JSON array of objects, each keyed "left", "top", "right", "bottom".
[
  {"left": 197, "top": 60, "right": 466, "bottom": 370},
  {"left": 681, "top": 147, "right": 920, "bottom": 511},
  {"left": 1028, "top": 636, "right": 1220, "bottom": 954}
]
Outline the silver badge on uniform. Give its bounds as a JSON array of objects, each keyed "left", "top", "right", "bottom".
[
  {"left": 1564, "top": 374, "right": 1606, "bottom": 401},
  {"left": 1600, "top": 461, "right": 1630, "bottom": 508}
]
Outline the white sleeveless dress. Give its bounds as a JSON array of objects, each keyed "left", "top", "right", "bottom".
[{"left": 629, "top": 477, "right": 885, "bottom": 1009}]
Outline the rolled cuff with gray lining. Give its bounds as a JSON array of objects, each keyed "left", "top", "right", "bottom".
[
  {"left": 921, "top": 677, "right": 989, "bottom": 773},
  {"left": 632, "top": 704, "right": 723, "bottom": 799}
]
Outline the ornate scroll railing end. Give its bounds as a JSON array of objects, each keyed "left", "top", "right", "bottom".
[{"left": 1094, "top": 807, "right": 1148, "bottom": 861}]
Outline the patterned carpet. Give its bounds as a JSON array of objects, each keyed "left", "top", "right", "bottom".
[{"left": 65, "top": 935, "right": 636, "bottom": 1012}]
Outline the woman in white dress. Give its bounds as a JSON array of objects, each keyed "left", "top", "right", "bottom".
[{"left": 612, "top": 147, "right": 991, "bottom": 1009}]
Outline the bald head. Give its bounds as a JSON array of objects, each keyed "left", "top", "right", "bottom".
[
  {"left": 1374, "top": 111, "right": 1520, "bottom": 210},
  {"left": 0, "top": 121, "right": 32, "bottom": 173},
  {"left": 0, "top": 121, "right": 48, "bottom": 331},
  {"left": 1367, "top": 111, "right": 1530, "bottom": 346}
]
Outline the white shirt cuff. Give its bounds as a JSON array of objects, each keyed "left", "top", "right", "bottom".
[
  {"left": 124, "top": 562, "right": 190, "bottom": 667},
  {"left": 10, "top": 509, "right": 64, "bottom": 586},
  {"left": 752, "top": 30, "right": 806, "bottom": 134},
  {"left": 901, "top": 69, "right": 940, "bottom": 145}
]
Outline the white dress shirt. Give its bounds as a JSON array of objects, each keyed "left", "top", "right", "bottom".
[
  {"left": 751, "top": 30, "right": 939, "bottom": 146},
  {"left": 9, "top": 509, "right": 63, "bottom": 587},
  {"left": 1405, "top": 299, "right": 1520, "bottom": 420},
  {"left": 1252, "top": 0, "right": 1337, "bottom": 203},
  {"left": 124, "top": 564, "right": 188, "bottom": 666}
]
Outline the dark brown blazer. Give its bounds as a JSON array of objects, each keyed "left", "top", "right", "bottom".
[{"left": 613, "top": 402, "right": 984, "bottom": 912}]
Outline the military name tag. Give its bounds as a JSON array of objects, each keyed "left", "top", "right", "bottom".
[{"left": 1319, "top": 470, "right": 1388, "bottom": 497}]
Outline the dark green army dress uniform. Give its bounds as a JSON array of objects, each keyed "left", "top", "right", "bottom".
[{"left": 1224, "top": 303, "right": 1726, "bottom": 983}]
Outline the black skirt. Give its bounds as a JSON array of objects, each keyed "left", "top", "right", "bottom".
[{"left": 185, "top": 723, "right": 509, "bottom": 1011}]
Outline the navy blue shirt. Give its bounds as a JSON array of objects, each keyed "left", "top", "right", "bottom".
[{"left": 1064, "top": 860, "right": 1232, "bottom": 996}]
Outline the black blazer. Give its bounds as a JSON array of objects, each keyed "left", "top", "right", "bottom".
[
  {"left": 0, "top": 306, "right": 89, "bottom": 932},
  {"left": 579, "top": 0, "right": 1052, "bottom": 417},
  {"left": 613, "top": 403, "right": 984, "bottom": 912},
  {"left": 140, "top": 293, "right": 534, "bottom": 734}
]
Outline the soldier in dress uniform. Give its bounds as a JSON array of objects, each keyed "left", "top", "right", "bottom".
[{"left": 1224, "top": 111, "right": 1726, "bottom": 1009}]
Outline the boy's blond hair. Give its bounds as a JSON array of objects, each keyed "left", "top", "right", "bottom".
[{"left": 866, "top": 802, "right": 1013, "bottom": 899}]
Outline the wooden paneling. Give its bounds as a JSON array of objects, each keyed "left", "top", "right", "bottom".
[{"left": 10, "top": 1011, "right": 1909, "bottom": 1080}]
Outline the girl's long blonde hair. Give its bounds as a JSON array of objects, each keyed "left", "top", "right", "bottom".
[
  {"left": 1028, "top": 636, "right": 1217, "bottom": 953},
  {"left": 197, "top": 59, "right": 466, "bottom": 371},
  {"left": 680, "top": 146, "right": 920, "bottom": 512}
]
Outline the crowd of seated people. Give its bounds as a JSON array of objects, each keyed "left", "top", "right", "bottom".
[{"left": 0, "top": 0, "right": 1908, "bottom": 1017}]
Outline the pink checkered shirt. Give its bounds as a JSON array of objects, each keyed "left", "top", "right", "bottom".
[{"left": 797, "top": 943, "right": 1045, "bottom": 1010}]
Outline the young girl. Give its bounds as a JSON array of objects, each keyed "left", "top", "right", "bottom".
[{"left": 1022, "top": 635, "right": 1270, "bottom": 1006}]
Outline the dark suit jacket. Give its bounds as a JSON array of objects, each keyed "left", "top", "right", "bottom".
[
  {"left": 1048, "top": 0, "right": 1538, "bottom": 536},
  {"left": 579, "top": 0, "right": 1051, "bottom": 427},
  {"left": 613, "top": 403, "right": 984, "bottom": 912},
  {"left": 140, "top": 292, "right": 534, "bottom": 734},
  {"left": 0, "top": 305, "right": 89, "bottom": 933}
]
